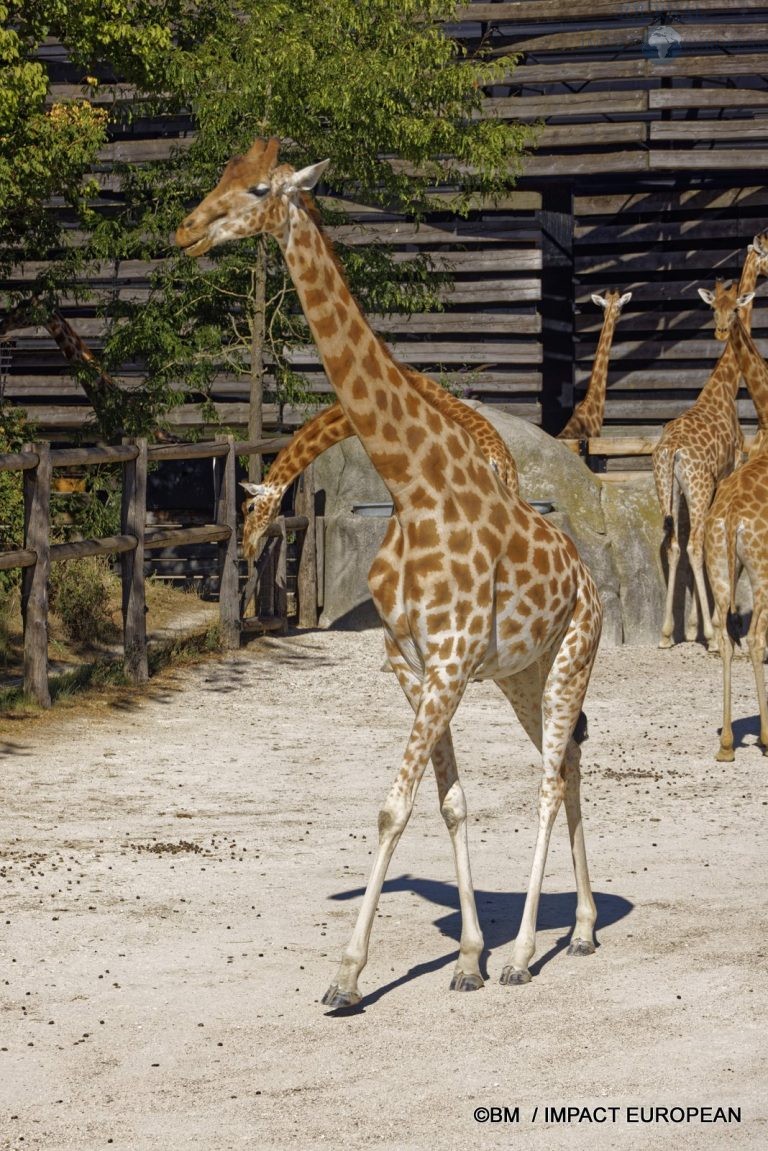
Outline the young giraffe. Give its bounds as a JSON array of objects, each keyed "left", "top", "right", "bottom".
[
  {"left": 701, "top": 283, "right": 768, "bottom": 761},
  {"left": 652, "top": 236, "right": 768, "bottom": 652},
  {"left": 241, "top": 381, "right": 518, "bottom": 557},
  {"left": 176, "top": 138, "right": 603, "bottom": 1008},
  {"left": 557, "top": 289, "right": 632, "bottom": 440}
]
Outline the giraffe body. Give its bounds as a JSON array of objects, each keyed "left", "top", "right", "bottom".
[
  {"left": 652, "top": 238, "right": 768, "bottom": 651},
  {"left": 241, "top": 389, "right": 518, "bottom": 557},
  {"left": 557, "top": 290, "right": 631, "bottom": 440},
  {"left": 702, "top": 286, "right": 768, "bottom": 760},
  {"left": 176, "top": 139, "right": 603, "bottom": 1006}
]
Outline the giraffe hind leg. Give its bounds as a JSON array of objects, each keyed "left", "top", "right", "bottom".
[{"left": 495, "top": 619, "right": 598, "bottom": 985}]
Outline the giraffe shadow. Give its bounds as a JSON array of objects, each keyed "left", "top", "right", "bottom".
[
  {"left": 724, "top": 713, "right": 764, "bottom": 749},
  {"left": 325, "top": 874, "right": 633, "bottom": 1012}
]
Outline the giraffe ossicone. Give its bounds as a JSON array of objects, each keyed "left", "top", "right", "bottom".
[{"left": 177, "top": 138, "right": 603, "bottom": 1009}]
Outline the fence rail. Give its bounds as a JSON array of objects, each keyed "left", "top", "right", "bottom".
[{"left": 0, "top": 434, "right": 314, "bottom": 707}]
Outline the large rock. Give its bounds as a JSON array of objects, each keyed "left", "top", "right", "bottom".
[{"left": 311, "top": 404, "right": 675, "bottom": 645}]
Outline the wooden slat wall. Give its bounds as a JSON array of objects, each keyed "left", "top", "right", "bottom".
[
  {"left": 0, "top": 201, "right": 544, "bottom": 433},
  {"left": 5, "top": 5, "right": 768, "bottom": 442}
]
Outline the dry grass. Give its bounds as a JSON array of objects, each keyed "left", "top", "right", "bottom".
[{"left": 0, "top": 575, "right": 220, "bottom": 726}]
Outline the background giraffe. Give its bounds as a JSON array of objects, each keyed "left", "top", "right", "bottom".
[
  {"left": 651, "top": 235, "right": 768, "bottom": 651},
  {"left": 557, "top": 289, "right": 632, "bottom": 440},
  {"left": 176, "top": 137, "right": 604, "bottom": 1008},
  {"left": 702, "top": 283, "right": 768, "bottom": 761},
  {"left": 241, "top": 381, "right": 519, "bottom": 557}
]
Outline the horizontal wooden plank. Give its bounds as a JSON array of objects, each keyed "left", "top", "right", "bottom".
[
  {"left": 332, "top": 221, "right": 541, "bottom": 247},
  {"left": 575, "top": 248, "right": 742, "bottom": 276},
  {"left": 574, "top": 369, "right": 711, "bottom": 389},
  {"left": 513, "top": 54, "right": 768, "bottom": 85},
  {"left": 522, "top": 150, "right": 649, "bottom": 177},
  {"left": 575, "top": 216, "right": 768, "bottom": 244},
  {"left": 503, "top": 23, "right": 768, "bottom": 53},
  {"left": 650, "top": 119, "right": 768, "bottom": 141},
  {"left": 0, "top": 548, "right": 36, "bottom": 571},
  {"left": 649, "top": 147, "right": 768, "bottom": 171},
  {"left": 145, "top": 524, "right": 231, "bottom": 551},
  {"left": 441, "top": 280, "right": 541, "bottom": 304},
  {"left": 649, "top": 88, "right": 768, "bottom": 110},
  {"left": 575, "top": 186, "right": 768, "bottom": 216},
  {"left": 603, "top": 397, "right": 760, "bottom": 420},
  {"left": 51, "top": 534, "right": 137, "bottom": 562},
  {"left": 536, "top": 123, "right": 647, "bottom": 148},
  {"left": 456, "top": 0, "right": 767, "bottom": 20},
  {"left": 577, "top": 337, "right": 768, "bottom": 361},
  {"left": 483, "top": 91, "right": 647, "bottom": 120},
  {"left": 371, "top": 313, "right": 541, "bottom": 335}
]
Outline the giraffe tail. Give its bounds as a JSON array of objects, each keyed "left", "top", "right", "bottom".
[
  {"left": 724, "top": 515, "right": 742, "bottom": 647},
  {"left": 654, "top": 445, "right": 677, "bottom": 540}
]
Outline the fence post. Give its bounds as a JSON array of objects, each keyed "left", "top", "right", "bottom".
[
  {"left": 21, "top": 442, "right": 51, "bottom": 707},
  {"left": 215, "top": 436, "right": 240, "bottom": 649},
  {"left": 121, "top": 438, "right": 148, "bottom": 684},
  {"left": 295, "top": 461, "right": 318, "bottom": 628}
]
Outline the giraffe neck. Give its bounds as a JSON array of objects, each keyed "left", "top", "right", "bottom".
[
  {"left": 277, "top": 200, "right": 449, "bottom": 502},
  {"left": 729, "top": 317, "right": 768, "bottom": 431},
  {"left": 580, "top": 307, "right": 619, "bottom": 428},
  {"left": 266, "top": 404, "right": 346, "bottom": 491},
  {"left": 697, "top": 246, "right": 762, "bottom": 404}
]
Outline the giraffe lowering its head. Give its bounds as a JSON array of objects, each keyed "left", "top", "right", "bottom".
[{"left": 177, "top": 139, "right": 603, "bottom": 1010}]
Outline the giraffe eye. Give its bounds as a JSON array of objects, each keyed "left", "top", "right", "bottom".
[{"left": 249, "top": 184, "right": 270, "bottom": 198}]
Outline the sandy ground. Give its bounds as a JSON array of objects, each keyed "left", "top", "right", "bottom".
[{"left": 1, "top": 627, "right": 766, "bottom": 1150}]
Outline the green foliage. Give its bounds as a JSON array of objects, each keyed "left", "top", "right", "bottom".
[
  {"left": 2, "top": 0, "right": 536, "bottom": 441},
  {"left": 48, "top": 556, "right": 119, "bottom": 644},
  {"left": 0, "top": 402, "right": 33, "bottom": 595}
]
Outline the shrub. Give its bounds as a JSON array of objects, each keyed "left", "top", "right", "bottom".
[{"left": 48, "top": 557, "right": 120, "bottom": 645}]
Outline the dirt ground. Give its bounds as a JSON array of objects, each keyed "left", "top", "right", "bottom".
[{"left": 1, "top": 627, "right": 766, "bottom": 1150}]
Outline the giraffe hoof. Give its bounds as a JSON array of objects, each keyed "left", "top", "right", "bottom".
[
  {"left": 567, "top": 938, "right": 596, "bottom": 957},
  {"left": 715, "top": 747, "right": 735, "bottom": 763},
  {"left": 321, "top": 984, "right": 362, "bottom": 1010},
  {"left": 658, "top": 636, "right": 673, "bottom": 650},
  {"left": 500, "top": 965, "right": 531, "bottom": 986},
  {"left": 450, "top": 971, "right": 484, "bottom": 992}
]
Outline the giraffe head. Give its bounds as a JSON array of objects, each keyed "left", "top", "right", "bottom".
[
  {"left": 698, "top": 280, "right": 755, "bottom": 340},
  {"left": 590, "top": 289, "right": 632, "bottom": 317},
  {"left": 240, "top": 481, "right": 283, "bottom": 557},
  {"left": 175, "top": 137, "right": 330, "bottom": 256},
  {"left": 748, "top": 230, "right": 768, "bottom": 279}
]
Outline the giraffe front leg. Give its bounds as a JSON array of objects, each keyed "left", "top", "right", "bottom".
[
  {"left": 383, "top": 636, "right": 484, "bottom": 992},
  {"left": 746, "top": 603, "right": 768, "bottom": 754},
  {"left": 687, "top": 485, "right": 717, "bottom": 651},
  {"left": 322, "top": 666, "right": 470, "bottom": 1009}
]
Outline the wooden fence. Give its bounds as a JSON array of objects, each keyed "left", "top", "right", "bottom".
[{"left": 0, "top": 435, "right": 318, "bottom": 708}]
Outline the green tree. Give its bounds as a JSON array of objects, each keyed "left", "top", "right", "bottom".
[{"left": 3, "top": 1, "right": 535, "bottom": 449}]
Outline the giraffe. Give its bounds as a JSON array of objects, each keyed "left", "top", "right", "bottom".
[
  {"left": 701, "top": 282, "right": 768, "bottom": 761},
  {"left": 240, "top": 381, "right": 518, "bottom": 557},
  {"left": 176, "top": 138, "right": 603, "bottom": 1008},
  {"left": 651, "top": 235, "right": 768, "bottom": 652},
  {"left": 557, "top": 289, "right": 632, "bottom": 440},
  {"left": 0, "top": 298, "right": 124, "bottom": 413}
]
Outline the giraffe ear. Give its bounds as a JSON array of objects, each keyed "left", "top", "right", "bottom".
[
  {"left": 285, "top": 159, "right": 331, "bottom": 192},
  {"left": 737, "top": 291, "right": 756, "bottom": 309},
  {"left": 591, "top": 293, "right": 608, "bottom": 309},
  {"left": 240, "top": 481, "right": 267, "bottom": 497},
  {"left": 697, "top": 288, "right": 716, "bottom": 306},
  {"left": 618, "top": 292, "right": 632, "bottom": 308}
]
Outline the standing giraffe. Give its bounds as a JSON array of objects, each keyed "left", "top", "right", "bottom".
[
  {"left": 652, "top": 236, "right": 768, "bottom": 652},
  {"left": 557, "top": 289, "right": 632, "bottom": 440},
  {"left": 701, "top": 283, "right": 768, "bottom": 760},
  {"left": 241, "top": 382, "right": 518, "bottom": 556},
  {"left": 176, "top": 138, "right": 603, "bottom": 1007}
]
